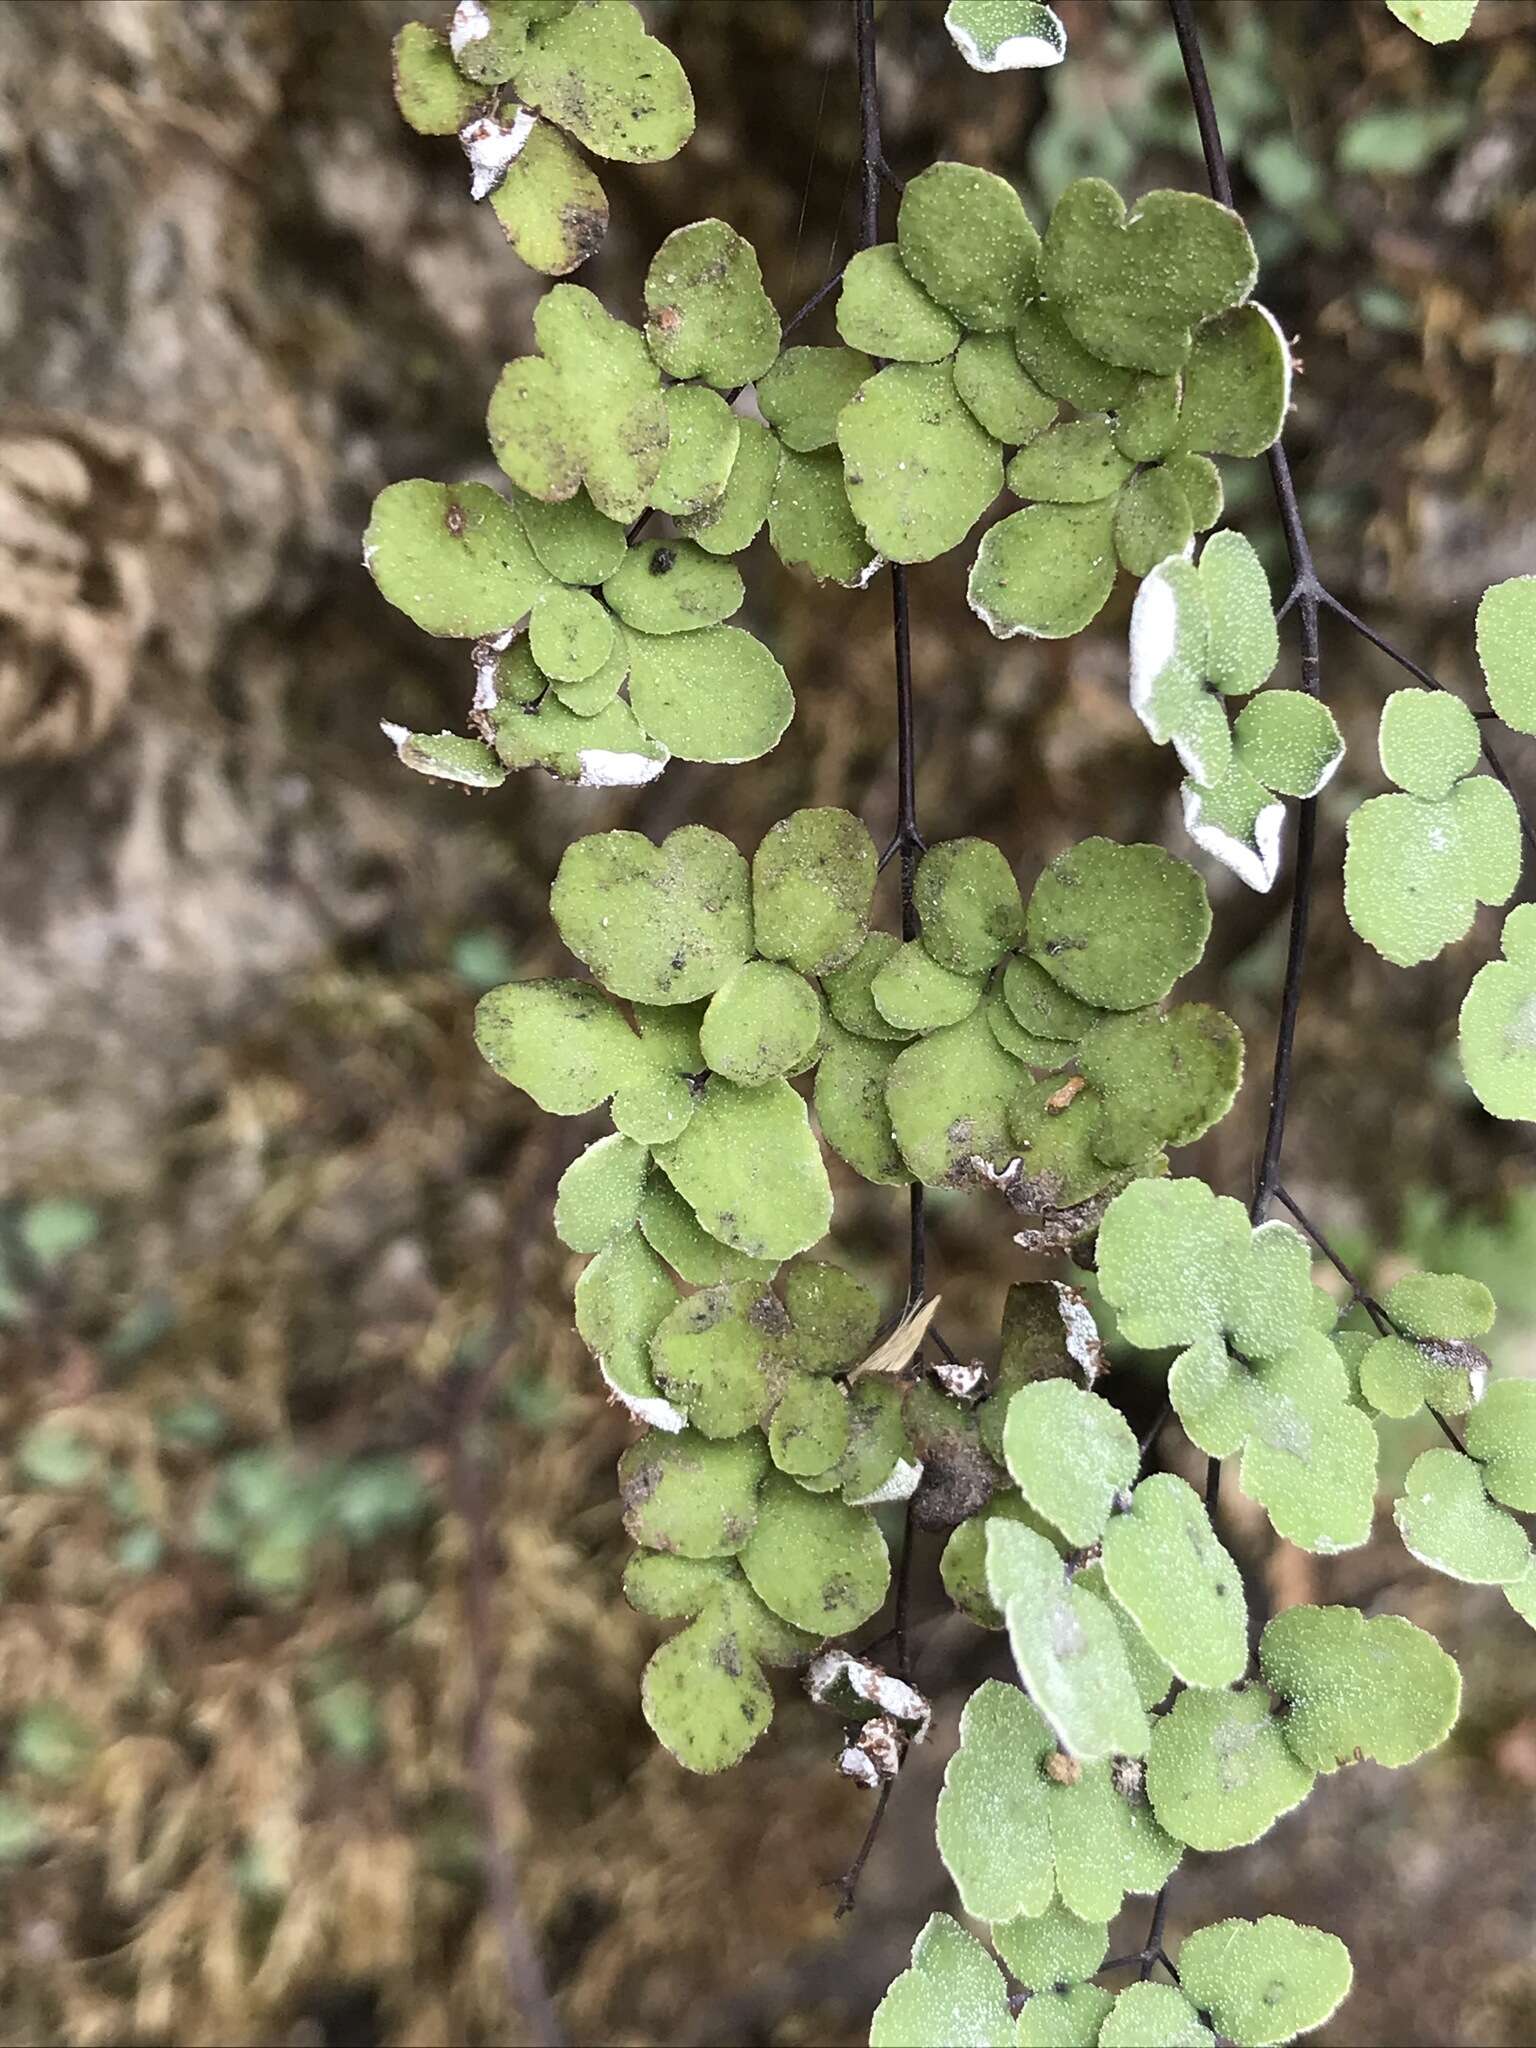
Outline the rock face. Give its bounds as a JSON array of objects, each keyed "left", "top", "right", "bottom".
[{"left": 0, "top": 0, "right": 545, "bottom": 1184}]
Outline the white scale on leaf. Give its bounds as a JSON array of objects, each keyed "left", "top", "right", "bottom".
[{"left": 460, "top": 109, "right": 538, "bottom": 204}]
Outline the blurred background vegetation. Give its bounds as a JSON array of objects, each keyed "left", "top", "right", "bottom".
[{"left": 2, "top": 0, "right": 1536, "bottom": 2041}]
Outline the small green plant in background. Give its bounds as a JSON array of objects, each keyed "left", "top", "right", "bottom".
[{"left": 365, "top": 1, "right": 1536, "bottom": 2041}]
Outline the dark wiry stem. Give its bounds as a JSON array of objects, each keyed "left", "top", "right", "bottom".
[{"left": 834, "top": 1, "right": 926, "bottom": 1919}]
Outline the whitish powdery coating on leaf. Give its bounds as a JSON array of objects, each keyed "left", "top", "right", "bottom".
[
  {"left": 944, "top": 0, "right": 1067, "bottom": 71},
  {"left": 460, "top": 109, "right": 538, "bottom": 202}
]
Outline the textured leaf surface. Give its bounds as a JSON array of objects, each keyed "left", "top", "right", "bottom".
[
  {"left": 1101, "top": 1473, "right": 1248, "bottom": 1688},
  {"left": 767, "top": 446, "right": 881, "bottom": 586},
  {"left": 1459, "top": 903, "right": 1536, "bottom": 1120},
  {"left": 969, "top": 502, "right": 1118, "bottom": 639},
  {"left": 627, "top": 623, "right": 793, "bottom": 764},
  {"left": 887, "top": 1006, "right": 1023, "bottom": 1185},
  {"left": 1178, "top": 1916, "right": 1352, "bottom": 2047},
  {"left": 987, "top": 1521, "right": 1149, "bottom": 1760},
  {"left": 1016, "top": 1986, "right": 1114, "bottom": 2048},
  {"left": 814, "top": 1022, "right": 911, "bottom": 1185},
  {"left": 552, "top": 827, "right": 752, "bottom": 1003},
  {"left": 936, "top": 1680, "right": 1054, "bottom": 1921},
  {"left": 636, "top": 1178, "right": 777, "bottom": 1288},
  {"left": 757, "top": 347, "right": 877, "bottom": 454},
  {"left": 648, "top": 1280, "right": 784, "bottom": 1438},
  {"left": 488, "top": 120, "right": 609, "bottom": 276},
  {"left": 650, "top": 385, "right": 741, "bottom": 518},
  {"left": 555, "top": 1133, "right": 649, "bottom": 1251},
  {"left": 699, "top": 961, "right": 821, "bottom": 1086},
  {"left": 602, "top": 539, "right": 742, "bottom": 636},
  {"left": 1385, "top": 0, "right": 1479, "bottom": 41},
  {"left": 1099, "top": 1983, "right": 1213, "bottom": 2047},
  {"left": 1258, "top": 1605, "right": 1460, "bottom": 1772},
  {"left": 475, "top": 978, "right": 641, "bottom": 1111},
  {"left": 654, "top": 1079, "right": 832, "bottom": 1262},
  {"left": 944, "top": 0, "right": 1067, "bottom": 73},
  {"left": 678, "top": 416, "right": 780, "bottom": 556},
  {"left": 837, "top": 246, "right": 962, "bottom": 364},
  {"left": 643, "top": 219, "right": 779, "bottom": 387},
  {"left": 1041, "top": 179, "right": 1258, "bottom": 374},
  {"left": 738, "top": 1471, "right": 890, "bottom": 1634},
  {"left": 896, "top": 162, "right": 1041, "bottom": 328},
  {"left": 618, "top": 1428, "right": 767, "bottom": 1558},
  {"left": 1174, "top": 305, "right": 1291, "bottom": 459},
  {"left": 870, "top": 1915, "right": 1013, "bottom": 2048},
  {"left": 840, "top": 362, "right": 1003, "bottom": 564},
  {"left": 1026, "top": 838, "right": 1210, "bottom": 1011},
  {"left": 573, "top": 1228, "right": 682, "bottom": 1430},
  {"left": 366, "top": 479, "right": 551, "bottom": 637},
  {"left": 753, "top": 808, "right": 876, "bottom": 976},
  {"left": 1344, "top": 776, "right": 1519, "bottom": 968},
  {"left": 917, "top": 839, "right": 1026, "bottom": 974},
  {"left": 1465, "top": 1378, "right": 1536, "bottom": 1510},
  {"left": 872, "top": 942, "right": 983, "bottom": 1032},
  {"left": 1394, "top": 1446, "right": 1530, "bottom": 1584},
  {"left": 954, "top": 333, "right": 1060, "bottom": 443},
  {"left": 512, "top": 0, "right": 693, "bottom": 163},
  {"left": 1003, "top": 1382, "right": 1139, "bottom": 1547},
  {"left": 992, "top": 1902, "right": 1108, "bottom": 1992},
  {"left": 487, "top": 284, "right": 667, "bottom": 522},
  {"left": 515, "top": 485, "right": 628, "bottom": 584},
  {"left": 393, "top": 22, "right": 479, "bottom": 134},
  {"left": 1477, "top": 574, "right": 1536, "bottom": 733},
  {"left": 1378, "top": 688, "right": 1479, "bottom": 800},
  {"left": 1146, "top": 1685, "right": 1314, "bottom": 1850}
]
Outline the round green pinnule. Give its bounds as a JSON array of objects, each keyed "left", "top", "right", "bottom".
[
  {"left": 1459, "top": 902, "right": 1536, "bottom": 1120},
  {"left": 1026, "top": 838, "right": 1211, "bottom": 1011},
  {"left": 451, "top": 0, "right": 568, "bottom": 87},
  {"left": 823, "top": 932, "right": 917, "bottom": 1043},
  {"left": 528, "top": 584, "right": 615, "bottom": 682},
  {"left": 870, "top": 942, "right": 982, "bottom": 1033},
  {"left": 813, "top": 1022, "right": 911, "bottom": 1186},
  {"left": 1345, "top": 777, "right": 1520, "bottom": 968},
  {"left": 647, "top": 1280, "right": 787, "bottom": 1439},
  {"left": 554, "top": 1132, "right": 650, "bottom": 1251},
  {"left": 551, "top": 826, "right": 752, "bottom": 1005},
  {"left": 636, "top": 1177, "right": 779, "bottom": 1289},
  {"left": 365, "top": 479, "right": 552, "bottom": 638},
  {"left": 739, "top": 1471, "right": 891, "bottom": 1633},
  {"left": 649, "top": 385, "right": 741, "bottom": 518},
  {"left": 1041, "top": 178, "right": 1258, "bottom": 376},
  {"left": 758, "top": 347, "right": 877, "bottom": 454},
  {"left": 992, "top": 1901, "right": 1108, "bottom": 1993},
  {"left": 1007, "top": 1076, "right": 1119, "bottom": 1212},
  {"left": 767, "top": 1373, "right": 850, "bottom": 1478},
  {"left": 602, "top": 539, "right": 743, "bottom": 636},
  {"left": 619, "top": 1428, "right": 768, "bottom": 1558},
  {"left": 1001, "top": 956, "right": 1100, "bottom": 1042},
  {"left": 1466, "top": 1378, "right": 1536, "bottom": 1511},
  {"left": 1393, "top": 1446, "right": 1529, "bottom": 1585},
  {"left": 781, "top": 1261, "right": 882, "bottom": 1373},
  {"left": 1081, "top": 1003, "right": 1244, "bottom": 1165},
  {"left": 1166, "top": 450, "right": 1224, "bottom": 533},
  {"left": 514, "top": 486, "right": 628, "bottom": 584},
  {"left": 752, "top": 808, "right": 877, "bottom": 977},
  {"left": 678, "top": 416, "right": 781, "bottom": 558},
  {"left": 897, "top": 162, "right": 1041, "bottom": 332},
  {"left": 1383, "top": 1270, "right": 1495, "bottom": 1341},
  {"left": 1113, "top": 464, "right": 1194, "bottom": 578},
  {"left": 1112, "top": 372, "right": 1181, "bottom": 462},
  {"left": 386, "top": 729, "right": 507, "bottom": 788},
  {"left": 952, "top": 333, "right": 1059, "bottom": 444},
  {"left": 1014, "top": 297, "right": 1133, "bottom": 412},
  {"left": 1128, "top": 554, "right": 1229, "bottom": 784},
  {"left": 1100, "top": 1472, "right": 1248, "bottom": 1689},
  {"left": 573, "top": 1226, "right": 681, "bottom": 1429},
  {"left": 1145, "top": 1684, "right": 1314, "bottom": 1851},
  {"left": 1197, "top": 529, "right": 1277, "bottom": 694},
  {"left": 1099, "top": 1984, "right": 1212, "bottom": 2048},
  {"left": 699, "top": 961, "right": 821, "bottom": 1087},
  {"left": 1234, "top": 690, "right": 1343, "bottom": 799},
  {"left": 986, "top": 990, "right": 1073, "bottom": 1067},
  {"left": 1378, "top": 687, "right": 1480, "bottom": 800},
  {"left": 1477, "top": 574, "right": 1536, "bottom": 736},
  {"left": 510, "top": 0, "right": 693, "bottom": 163},
  {"left": 839, "top": 361, "right": 1003, "bottom": 565},
  {"left": 489, "top": 120, "right": 610, "bottom": 278},
  {"left": 944, "top": 0, "right": 1068, "bottom": 72},
  {"left": 392, "top": 22, "right": 478, "bottom": 134},
  {"left": 643, "top": 219, "right": 780, "bottom": 388},
  {"left": 1006, "top": 417, "right": 1134, "bottom": 505},
  {"left": 936, "top": 1680, "right": 1055, "bottom": 1921},
  {"left": 887, "top": 1005, "right": 1024, "bottom": 1186},
  {"left": 1174, "top": 304, "right": 1292, "bottom": 459},
  {"left": 474, "top": 978, "right": 642, "bottom": 1112},
  {"left": 1178, "top": 1917, "right": 1353, "bottom": 2048},
  {"left": 654, "top": 1077, "right": 832, "bottom": 1262},
  {"left": 486, "top": 284, "right": 668, "bottom": 524},
  {"left": 969, "top": 500, "right": 1118, "bottom": 640},
  {"left": 610, "top": 1068, "right": 696, "bottom": 1146},
  {"left": 767, "top": 444, "right": 880, "bottom": 587},
  {"left": 837, "top": 245, "right": 962, "bottom": 363},
  {"left": 626, "top": 623, "right": 793, "bottom": 766},
  {"left": 871, "top": 1915, "right": 1015, "bottom": 2048},
  {"left": 1259, "top": 1604, "right": 1461, "bottom": 1773},
  {"left": 1002, "top": 1381, "right": 1139, "bottom": 1547}
]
